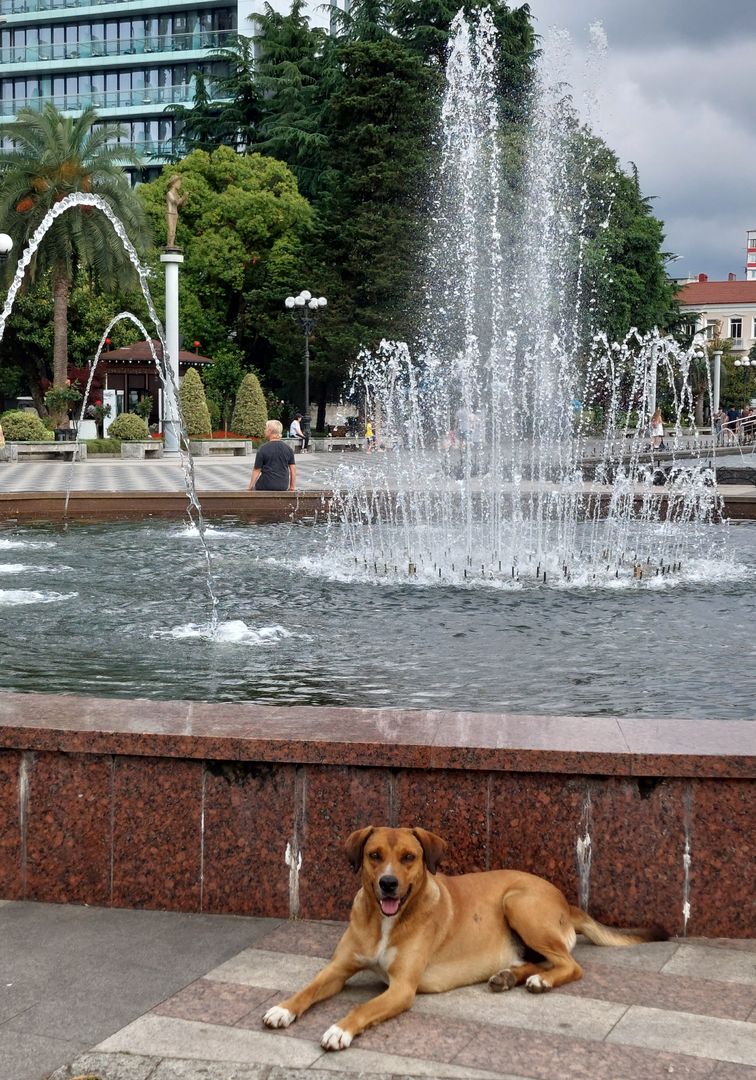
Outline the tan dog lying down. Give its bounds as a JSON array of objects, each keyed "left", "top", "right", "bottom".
[{"left": 263, "top": 826, "right": 665, "bottom": 1051}]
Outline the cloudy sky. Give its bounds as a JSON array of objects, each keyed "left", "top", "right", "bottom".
[{"left": 525, "top": 0, "right": 756, "bottom": 281}]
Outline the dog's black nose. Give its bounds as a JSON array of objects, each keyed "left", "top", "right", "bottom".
[{"left": 379, "top": 875, "right": 399, "bottom": 895}]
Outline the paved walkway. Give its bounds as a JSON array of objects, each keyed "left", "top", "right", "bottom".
[{"left": 2, "top": 901, "right": 754, "bottom": 1080}]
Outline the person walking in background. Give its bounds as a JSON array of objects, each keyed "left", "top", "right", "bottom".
[
  {"left": 650, "top": 407, "right": 665, "bottom": 450},
  {"left": 249, "top": 420, "right": 296, "bottom": 491},
  {"left": 365, "top": 420, "right": 375, "bottom": 452}
]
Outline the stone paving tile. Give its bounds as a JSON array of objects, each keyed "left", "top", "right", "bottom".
[
  {"left": 662, "top": 946, "right": 756, "bottom": 986},
  {"left": 572, "top": 938, "right": 680, "bottom": 971},
  {"left": 606, "top": 1005, "right": 756, "bottom": 1066},
  {"left": 410, "top": 981, "right": 627, "bottom": 1042},
  {"left": 690, "top": 939, "right": 756, "bottom": 955},
  {"left": 49, "top": 1051, "right": 159, "bottom": 1080},
  {"left": 154, "top": 977, "right": 280, "bottom": 1025},
  {"left": 351, "top": 1010, "right": 477, "bottom": 1061},
  {"left": 712, "top": 1064, "right": 756, "bottom": 1078},
  {"left": 151, "top": 1062, "right": 278, "bottom": 1080},
  {"left": 253, "top": 919, "right": 347, "bottom": 959},
  {"left": 452, "top": 1022, "right": 719, "bottom": 1079},
  {"left": 560, "top": 961, "right": 756, "bottom": 1020},
  {"left": 95, "top": 1013, "right": 324, "bottom": 1069},
  {"left": 205, "top": 948, "right": 361, "bottom": 991},
  {"left": 313, "top": 1048, "right": 511, "bottom": 1078}
]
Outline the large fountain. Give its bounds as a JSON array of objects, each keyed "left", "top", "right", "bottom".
[{"left": 326, "top": 11, "right": 724, "bottom": 590}]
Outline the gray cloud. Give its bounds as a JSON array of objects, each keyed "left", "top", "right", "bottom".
[{"left": 523, "top": 0, "right": 756, "bottom": 280}]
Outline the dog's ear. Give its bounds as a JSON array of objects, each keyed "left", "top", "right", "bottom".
[
  {"left": 345, "top": 827, "right": 374, "bottom": 873},
  {"left": 412, "top": 828, "right": 447, "bottom": 874}
]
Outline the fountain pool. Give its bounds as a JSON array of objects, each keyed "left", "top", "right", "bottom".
[{"left": 0, "top": 517, "right": 753, "bottom": 719}]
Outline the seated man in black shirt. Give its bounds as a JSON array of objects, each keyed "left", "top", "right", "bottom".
[{"left": 249, "top": 420, "right": 296, "bottom": 491}]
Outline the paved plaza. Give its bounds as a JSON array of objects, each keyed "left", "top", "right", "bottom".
[
  {"left": 0, "top": 446, "right": 754, "bottom": 498},
  {"left": 0, "top": 901, "right": 753, "bottom": 1080}
]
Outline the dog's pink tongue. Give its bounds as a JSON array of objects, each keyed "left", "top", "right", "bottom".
[{"left": 380, "top": 897, "right": 401, "bottom": 916}]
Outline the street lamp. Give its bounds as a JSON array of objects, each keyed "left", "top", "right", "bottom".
[
  {"left": 284, "top": 290, "right": 327, "bottom": 423},
  {"left": 0, "top": 234, "right": 13, "bottom": 262}
]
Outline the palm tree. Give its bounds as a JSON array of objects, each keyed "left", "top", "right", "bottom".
[{"left": 0, "top": 103, "right": 149, "bottom": 389}]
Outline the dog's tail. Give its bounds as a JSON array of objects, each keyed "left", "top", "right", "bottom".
[{"left": 569, "top": 906, "right": 668, "bottom": 948}]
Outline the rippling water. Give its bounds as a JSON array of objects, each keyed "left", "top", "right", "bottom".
[{"left": 0, "top": 520, "right": 754, "bottom": 719}]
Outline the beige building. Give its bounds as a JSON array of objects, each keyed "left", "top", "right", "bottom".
[{"left": 676, "top": 275, "right": 756, "bottom": 358}]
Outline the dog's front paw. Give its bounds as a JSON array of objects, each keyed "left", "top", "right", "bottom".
[
  {"left": 263, "top": 1004, "right": 296, "bottom": 1028},
  {"left": 525, "top": 973, "right": 551, "bottom": 993},
  {"left": 321, "top": 1023, "right": 353, "bottom": 1051}
]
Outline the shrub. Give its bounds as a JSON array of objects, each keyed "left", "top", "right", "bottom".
[
  {"left": 0, "top": 409, "right": 54, "bottom": 441},
  {"left": 107, "top": 413, "right": 150, "bottom": 441},
  {"left": 231, "top": 372, "right": 267, "bottom": 438},
  {"left": 179, "top": 367, "right": 212, "bottom": 436},
  {"left": 206, "top": 394, "right": 221, "bottom": 432},
  {"left": 84, "top": 438, "right": 121, "bottom": 453},
  {"left": 133, "top": 395, "right": 153, "bottom": 422}
]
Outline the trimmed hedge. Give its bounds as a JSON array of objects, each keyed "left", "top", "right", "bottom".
[
  {"left": 107, "top": 413, "right": 150, "bottom": 441},
  {"left": 231, "top": 372, "right": 267, "bottom": 438},
  {"left": 179, "top": 366, "right": 212, "bottom": 436},
  {"left": 0, "top": 410, "right": 54, "bottom": 441}
]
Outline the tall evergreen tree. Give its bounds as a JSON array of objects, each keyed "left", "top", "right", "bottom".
[{"left": 251, "top": 1, "right": 329, "bottom": 198}]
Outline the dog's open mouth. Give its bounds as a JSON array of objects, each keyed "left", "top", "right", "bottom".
[{"left": 378, "top": 887, "right": 411, "bottom": 917}]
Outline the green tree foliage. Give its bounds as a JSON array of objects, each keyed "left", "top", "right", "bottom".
[
  {"left": 231, "top": 371, "right": 268, "bottom": 436},
  {"left": 0, "top": 104, "right": 149, "bottom": 388},
  {"left": 204, "top": 346, "right": 244, "bottom": 432},
  {"left": 108, "top": 413, "right": 150, "bottom": 440},
  {"left": 171, "top": 40, "right": 264, "bottom": 155},
  {"left": 179, "top": 365, "right": 212, "bottom": 435},
  {"left": 0, "top": 409, "right": 53, "bottom": 441},
  {"left": 251, "top": 2, "right": 329, "bottom": 198},
  {"left": 0, "top": 271, "right": 147, "bottom": 412},
  {"left": 137, "top": 147, "right": 312, "bottom": 361},
  {"left": 582, "top": 152, "right": 677, "bottom": 342}
]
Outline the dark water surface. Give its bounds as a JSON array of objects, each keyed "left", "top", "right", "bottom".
[{"left": 0, "top": 519, "right": 754, "bottom": 720}]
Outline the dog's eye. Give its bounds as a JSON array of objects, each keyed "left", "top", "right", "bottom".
[
  {"left": 368, "top": 851, "right": 382, "bottom": 862},
  {"left": 401, "top": 853, "right": 416, "bottom": 864}
]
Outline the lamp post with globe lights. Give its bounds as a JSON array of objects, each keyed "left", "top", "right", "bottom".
[
  {"left": 284, "top": 290, "right": 327, "bottom": 426},
  {"left": 0, "top": 234, "right": 13, "bottom": 263}
]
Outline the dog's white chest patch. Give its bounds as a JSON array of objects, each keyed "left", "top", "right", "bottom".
[{"left": 357, "top": 917, "right": 397, "bottom": 980}]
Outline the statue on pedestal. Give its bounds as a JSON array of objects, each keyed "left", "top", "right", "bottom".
[{"left": 165, "top": 174, "right": 186, "bottom": 250}]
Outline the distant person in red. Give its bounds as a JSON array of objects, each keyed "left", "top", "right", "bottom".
[{"left": 249, "top": 420, "right": 296, "bottom": 491}]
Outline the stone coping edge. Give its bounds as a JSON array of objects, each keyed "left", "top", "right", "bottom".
[
  {"left": 1, "top": 488, "right": 754, "bottom": 523},
  {"left": 0, "top": 691, "right": 752, "bottom": 779}
]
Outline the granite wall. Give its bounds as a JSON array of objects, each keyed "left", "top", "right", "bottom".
[{"left": 0, "top": 693, "right": 752, "bottom": 938}]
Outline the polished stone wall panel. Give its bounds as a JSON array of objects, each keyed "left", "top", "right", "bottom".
[
  {"left": 395, "top": 769, "right": 489, "bottom": 875},
  {"left": 688, "top": 779, "right": 754, "bottom": 938},
  {"left": 111, "top": 755, "right": 202, "bottom": 911},
  {"left": 489, "top": 772, "right": 587, "bottom": 899},
  {"left": 587, "top": 777, "right": 687, "bottom": 936},
  {"left": 25, "top": 751, "right": 111, "bottom": 905},
  {"left": 0, "top": 749, "right": 22, "bottom": 899},
  {"left": 298, "top": 766, "right": 392, "bottom": 920},
  {"left": 202, "top": 761, "right": 296, "bottom": 917}
]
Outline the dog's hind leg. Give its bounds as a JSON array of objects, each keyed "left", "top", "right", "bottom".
[{"left": 492, "top": 891, "right": 583, "bottom": 994}]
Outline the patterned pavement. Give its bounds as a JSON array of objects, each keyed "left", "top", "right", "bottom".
[
  {"left": 53, "top": 918, "right": 756, "bottom": 1080},
  {"left": 0, "top": 454, "right": 334, "bottom": 493}
]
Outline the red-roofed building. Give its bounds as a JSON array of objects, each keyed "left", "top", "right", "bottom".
[
  {"left": 676, "top": 275, "right": 756, "bottom": 357},
  {"left": 93, "top": 340, "right": 212, "bottom": 427}
]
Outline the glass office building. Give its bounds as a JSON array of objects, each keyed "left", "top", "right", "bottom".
[{"left": 0, "top": 0, "right": 349, "bottom": 175}]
